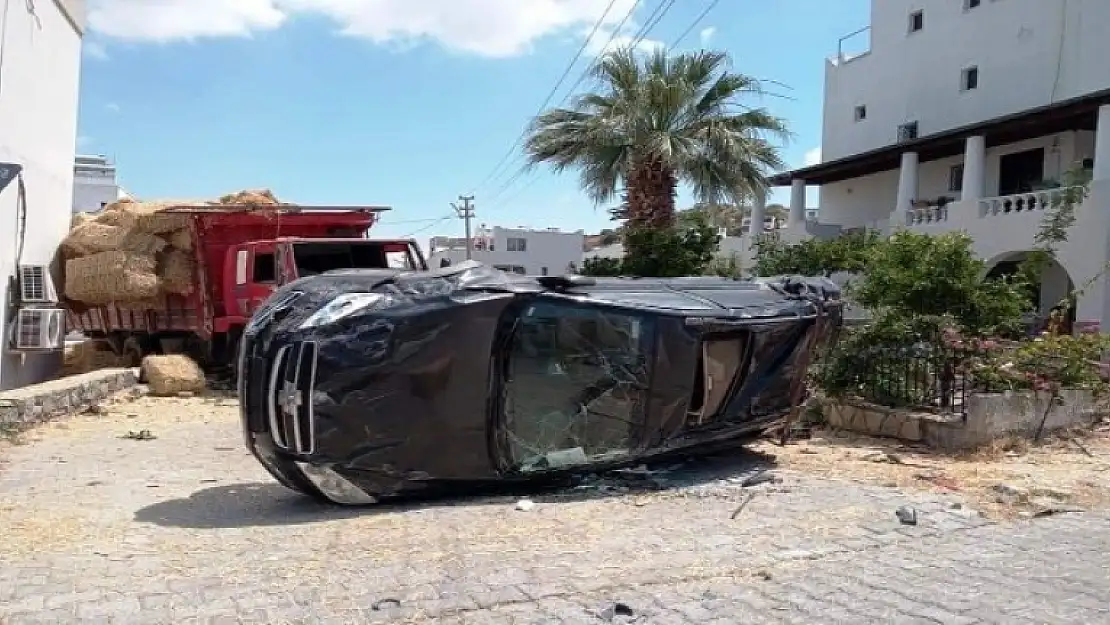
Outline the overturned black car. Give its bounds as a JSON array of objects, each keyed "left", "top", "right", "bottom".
[{"left": 238, "top": 261, "right": 843, "bottom": 504}]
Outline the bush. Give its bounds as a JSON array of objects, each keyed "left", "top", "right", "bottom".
[
  {"left": 582, "top": 216, "right": 722, "bottom": 278},
  {"left": 752, "top": 229, "right": 880, "bottom": 277}
]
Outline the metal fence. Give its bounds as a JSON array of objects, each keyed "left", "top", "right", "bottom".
[{"left": 813, "top": 336, "right": 977, "bottom": 418}]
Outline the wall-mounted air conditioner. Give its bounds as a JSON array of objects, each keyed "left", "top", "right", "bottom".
[
  {"left": 9, "top": 308, "right": 65, "bottom": 351},
  {"left": 17, "top": 264, "right": 58, "bottom": 303}
]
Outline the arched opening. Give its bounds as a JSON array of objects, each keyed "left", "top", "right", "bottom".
[{"left": 984, "top": 251, "right": 1075, "bottom": 333}]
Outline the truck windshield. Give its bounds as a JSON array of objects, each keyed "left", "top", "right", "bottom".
[{"left": 292, "top": 242, "right": 415, "bottom": 276}]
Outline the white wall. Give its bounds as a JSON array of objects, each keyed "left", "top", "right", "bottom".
[
  {"left": 0, "top": 0, "right": 84, "bottom": 390},
  {"left": 823, "top": 0, "right": 1110, "bottom": 161},
  {"left": 72, "top": 176, "right": 120, "bottom": 213},
  {"left": 819, "top": 132, "right": 1089, "bottom": 226},
  {"left": 429, "top": 227, "right": 585, "bottom": 275}
]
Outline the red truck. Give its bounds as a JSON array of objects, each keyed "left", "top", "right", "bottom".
[{"left": 65, "top": 205, "right": 428, "bottom": 369}]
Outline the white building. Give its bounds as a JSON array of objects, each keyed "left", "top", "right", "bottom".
[
  {"left": 72, "top": 154, "right": 126, "bottom": 213},
  {"left": 429, "top": 225, "right": 585, "bottom": 275},
  {"left": 0, "top": 1, "right": 85, "bottom": 390},
  {"left": 759, "top": 0, "right": 1110, "bottom": 330}
]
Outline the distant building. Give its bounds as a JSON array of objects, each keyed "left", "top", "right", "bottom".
[
  {"left": 429, "top": 225, "right": 585, "bottom": 276},
  {"left": 72, "top": 154, "right": 126, "bottom": 213}
]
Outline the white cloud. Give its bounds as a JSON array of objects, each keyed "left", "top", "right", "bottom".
[
  {"left": 87, "top": 0, "right": 644, "bottom": 57},
  {"left": 83, "top": 40, "right": 109, "bottom": 60},
  {"left": 105, "top": 102, "right": 121, "bottom": 113},
  {"left": 698, "top": 26, "right": 715, "bottom": 47},
  {"left": 803, "top": 146, "right": 822, "bottom": 166}
]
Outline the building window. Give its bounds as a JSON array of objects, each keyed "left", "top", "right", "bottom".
[
  {"left": 897, "top": 121, "right": 919, "bottom": 142},
  {"left": 853, "top": 105, "right": 867, "bottom": 122},
  {"left": 541, "top": 267, "right": 549, "bottom": 276},
  {"left": 949, "top": 164, "right": 964, "bottom": 192},
  {"left": 965, "top": 0, "right": 980, "bottom": 9},
  {"left": 961, "top": 66, "right": 979, "bottom": 91},
  {"left": 507, "top": 237, "right": 527, "bottom": 252},
  {"left": 908, "top": 10, "right": 924, "bottom": 33}
]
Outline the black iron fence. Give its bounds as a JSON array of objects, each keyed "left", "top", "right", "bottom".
[{"left": 812, "top": 334, "right": 978, "bottom": 418}]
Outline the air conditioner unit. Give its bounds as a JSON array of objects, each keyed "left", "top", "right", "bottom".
[
  {"left": 17, "top": 264, "right": 58, "bottom": 303},
  {"left": 10, "top": 308, "right": 65, "bottom": 351}
]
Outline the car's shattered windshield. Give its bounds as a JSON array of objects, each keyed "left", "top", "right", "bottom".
[{"left": 503, "top": 300, "right": 653, "bottom": 472}]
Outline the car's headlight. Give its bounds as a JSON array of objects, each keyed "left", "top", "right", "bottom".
[{"left": 298, "top": 293, "right": 387, "bottom": 329}]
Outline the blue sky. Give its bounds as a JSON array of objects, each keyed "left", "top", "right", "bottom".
[{"left": 78, "top": 0, "right": 870, "bottom": 240}]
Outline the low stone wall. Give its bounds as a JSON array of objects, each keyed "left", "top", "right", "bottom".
[
  {"left": 0, "top": 368, "right": 138, "bottom": 426},
  {"left": 824, "top": 389, "right": 1103, "bottom": 451}
]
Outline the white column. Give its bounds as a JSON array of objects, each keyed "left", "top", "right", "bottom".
[
  {"left": 961, "top": 135, "right": 986, "bottom": 201},
  {"left": 748, "top": 186, "right": 767, "bottom": 235},
  {"left": 789, "top": 179, "right": 806, "bottom": 226},
  {"left": 895, "top": 151, "right": 919, "bottom": 216},
  {"left": 1094, "top": 104, "right": 1110, "bottom": 181}
]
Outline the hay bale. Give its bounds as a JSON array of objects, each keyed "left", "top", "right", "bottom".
[
  {"left": 108, "top": 201, "right": 192, "bottom": 234},
  {"left": 161, "top": 249, "right": 195, "bottom": 295},
  {"left": 64, "top": 251, "right": 160, "bottom": 305},
  {"left": 218, "top": 189, "right": 282, "bottom": 207},
  {"left": 120, "top": 231, "right": 169, "bottom": 255},
  {"left": 168, "top": 227, "right": 193, "bottom": 250},
  {"left": 62, "top": 222, "right": 129, "bottom": 256},
  {"left": 62, "top": 341, "right": 127, "bottom": 376},
  {"left": 141, "top": 355, "right": 205, "bottom": 396},
  {"left": 71, "top": 212, "right": 94, "bottom": 228}
]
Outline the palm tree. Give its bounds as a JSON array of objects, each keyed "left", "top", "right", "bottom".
[{"left": 524, "top": 47, "right": 789, "bottom": 231}]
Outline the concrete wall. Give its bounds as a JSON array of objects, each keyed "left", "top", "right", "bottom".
[
  {"left": 823, "top": 0, "right": 1110, "bottom": 161},
  {"left": 0, "top": 0, "right": 83, "bottom": 390}
]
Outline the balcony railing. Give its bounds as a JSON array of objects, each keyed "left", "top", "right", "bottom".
[{"left": 978, "top": 188, "right": 1073, "bottom": 218}]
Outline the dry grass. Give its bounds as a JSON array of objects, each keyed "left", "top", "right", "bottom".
[
  {"left": 160, "top": 249, "right": 195, "bottom": 295},
  {"left": 757, "top": 424, "right": 1110, "bottom": 519},
  {"left": 60, "top": 340, "right": 129, "bottom": 376}
]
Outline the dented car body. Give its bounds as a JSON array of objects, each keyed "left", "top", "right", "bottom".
[{"left": 238, "top": 261, "right": 843, "bottom": 504}]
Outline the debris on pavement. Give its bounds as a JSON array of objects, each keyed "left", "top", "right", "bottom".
[
  {"left": 595, "top": 601, "right": 636, "bottom": 622},
  {"left": 122, "top": 429, "right": 156, "bottom": 441},
  {"left": 895, "top": 505, "right": 918, "bottom": 525},
  {"left": 370, "top": 598, "right": 401, "bottom": 611},
  {"left": 515, "top": 498, "right": 536, "bottom": 511},
  {"left": 741, "top": 470, "right": 780, "bottom": 488},
  {"left": 730, "top": 492, "right": 757, "bottom": 519}
]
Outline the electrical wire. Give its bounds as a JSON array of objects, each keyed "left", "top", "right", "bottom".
[
  {"left": 482, "top": 0, "right": 680, "bottom": 213},
  {"left": 401, "top": 215, "right": 455, "bottom": 238},
  {"left": 669, "top": 0, "right": 720, "bottom": 50},
  {"left": 467, "top": 0, "right": 623, "bottom": 199}
]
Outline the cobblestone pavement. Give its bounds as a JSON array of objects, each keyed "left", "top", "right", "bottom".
[{"left": 1, "top": 394, "right": 1109, "bottom": 624}]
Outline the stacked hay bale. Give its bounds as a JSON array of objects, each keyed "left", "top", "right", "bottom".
[{"left": 60, "top": 190, "right": 284, "bottom": 308}]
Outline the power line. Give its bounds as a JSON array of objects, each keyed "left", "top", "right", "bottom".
[
  {"left": 484, "top": 0, "right": 680, "bottom": 213},
  {"left": 669, "top": 0, "right": 720, "bottom": 50},
  {"left": 402, "top": 214, "right": 455, "bottom": 238},
  {"left": 467, "top": 0, "right": 623, "bottom": 199}
]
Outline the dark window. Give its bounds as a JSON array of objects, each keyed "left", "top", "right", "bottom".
[
  {"left": 898, "top": 121, "right": 919, "bottom": 142},
  {"left": 854, "top": 105, "right": 867, "bottom": 121},
  {"left": 541, "top": 266, "right": 549, "bottom": 276},
  {"left": 966, "top": 0, "right": 980, "bottom": 8},
  {"left": 253, "top": 253, "right": 276, "bottom": 283},
  {"left": 291, "top": 243, "right": 397, "bottom": 276},
  {"left": 909, "top": 10, "right": 924, "bottom": 32},
  {"left": 501, "top": 300, "right": 653, "bottom": 472},
  {"left": 961, "top": 66, "right": 979, "bottom": 91},
  {"left": 949, "top": 164, "right": 965, "bottom": 192}
]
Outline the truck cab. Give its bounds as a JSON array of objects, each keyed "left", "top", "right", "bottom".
[{"left": 222, "top": 238, "right": 426, "bottom": 325}]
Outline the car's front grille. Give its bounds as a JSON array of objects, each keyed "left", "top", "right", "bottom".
[{"left": 266, "top": 341, "right": 319, "bottom": 455}]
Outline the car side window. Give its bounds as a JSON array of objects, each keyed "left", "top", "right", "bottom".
[{"left": 502, "top": 300, "right": 652, "bottom": 472}]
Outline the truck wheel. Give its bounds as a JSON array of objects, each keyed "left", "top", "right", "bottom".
[{"left": 123, "top": 337, "right": 145, "bottom": 368}]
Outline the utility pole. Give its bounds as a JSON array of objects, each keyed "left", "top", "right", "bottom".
[{"left": 452, "top": 195, "right": 476, "bottom": 260}]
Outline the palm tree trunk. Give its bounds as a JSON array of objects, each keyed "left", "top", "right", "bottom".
[{"left": 623, "top": 158, "right": 678, "bottom": 230}]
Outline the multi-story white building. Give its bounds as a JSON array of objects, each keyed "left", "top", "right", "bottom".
[
  {"left": 759, "top": 0, "right": 1110, "bottom": 329},
  {"left": 429, "top": 225, "right": 585, "bottom": 275},
  {"left": 0, "top": 1, "right": 85, "bottom": 390},
  {"left": 72, "top": 154, "right": 126, "bottom": 213}
]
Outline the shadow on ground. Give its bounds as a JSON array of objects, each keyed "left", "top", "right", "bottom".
[{"left": 134, "top": 443, "right": 778, "bottom": 529}]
